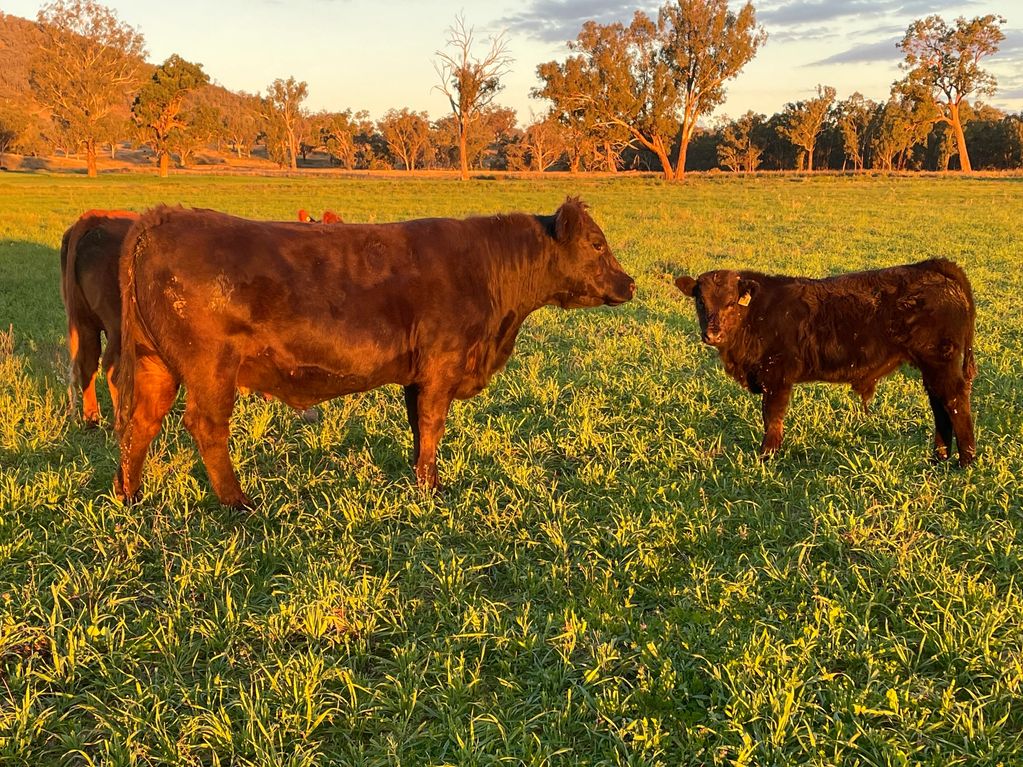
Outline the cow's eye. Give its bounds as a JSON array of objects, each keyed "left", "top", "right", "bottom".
[{"left": 591, "top": 241, "right": 604, "bottom": 252}]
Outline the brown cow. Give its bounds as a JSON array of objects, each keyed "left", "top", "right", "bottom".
[
  {"left": 114, "top": 199, "right": 635, "bottom": 507},
  {"left": 60, "top": 209, "right": 335, "bottom": 427},
  {"left": 60, "top": 210, "right": 139, "bottom": 426},
  {"left": 675, "top": 259, "right": 976, "bottom": 465}
]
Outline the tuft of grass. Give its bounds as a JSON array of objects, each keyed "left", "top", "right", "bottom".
[{"left": 1, "top": 172, "right": 1022, "bottom": 765}]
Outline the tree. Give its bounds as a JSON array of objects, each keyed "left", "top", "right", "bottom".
[
  {"left": 534, "top": 45, "right": 631, "bottom": 173},
  {"left": 778, "top": 84, "right": 836, "bottom": 171},
  {"left": 871, "top": 83, "right": 938, "bottom": 171},
  {"left": 132, "top": 55, "right": 209, "bottom": 176},
  {"left": 659, "top": 0, "right": 766, "bottom": 178},
  {"left": 30, "top": 0, "right": 146, "bottom": 177},
  {"left": 378, "top": 109, "right": 431, "bottom": 171},
  {"left": 717, "top": 111, "right": 764, "bottom": 172},
  {"left": 836, "top": 92, "right": 877, "bottom": 170},
  {"left": 168, "top": 101, "right": 221, "bottom": 168},
  {"left": 264, "top": 76, "right": 308, "bottom": 170},
  {"left": 899, "top": 14, "right": 1006, "bottom": 172},
  {"left": 434, "top": 14, "right": 512, "bottom": 180},
  {"left": 521, "top": 115, "right": 568, "bottom": 171},
  {"left": 0, "top": 105, "right": 28, "bottom": 167},
  {"left": 314, "top": 109, "right": 358, "bottom": 169},
  {"left": 219, "top": 92, "right": 260, "bottom": 159},
  {"left": 536, "top": 2, "right": 764, "bottom": 180}
]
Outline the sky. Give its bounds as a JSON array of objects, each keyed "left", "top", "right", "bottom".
[{"left": 5, "top": 0, "right": 1022, "bottom": 124}]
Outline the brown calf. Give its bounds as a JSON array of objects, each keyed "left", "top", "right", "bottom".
[{"left": 675, "top": 259, "right": 976, "bottom": 465}]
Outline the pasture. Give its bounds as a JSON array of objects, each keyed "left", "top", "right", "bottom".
[{"left": 1, "top": 172, "right": 1022, "bottom": 765}]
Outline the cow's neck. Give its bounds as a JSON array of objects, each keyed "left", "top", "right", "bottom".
[{"left": 482, "top": 215, "right": 563, "bottom": 319}]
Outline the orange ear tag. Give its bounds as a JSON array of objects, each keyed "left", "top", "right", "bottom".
[{"left": 738, "top": 293, "right": 751, "bottom": 307}]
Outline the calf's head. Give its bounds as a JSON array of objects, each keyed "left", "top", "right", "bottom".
[
  {"left": 549, "top": 198, "right": 635, "bottom": 308},
  {"left": 675, "top": 270, "right": 758, "bottom": 347}
]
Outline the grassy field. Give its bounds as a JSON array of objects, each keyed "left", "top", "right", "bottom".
[{"left": 1, "top": 172, "right": 1022, "bottom": 766}]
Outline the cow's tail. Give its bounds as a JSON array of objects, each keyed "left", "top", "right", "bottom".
[
  {"left": 115, "top": 216, "right": 155, "bottom": 433},
  {"left": 59, "top": 225, "right": 77, "bottom": 411}
]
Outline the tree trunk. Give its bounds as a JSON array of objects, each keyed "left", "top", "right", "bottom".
[
  {"left": 651, "top": 136, "right": 672, "bottom": 181},
  {"left": 806, "top": 142, "right": 815, "bottom": 172},
  {"left": 86, "top": 140, "right": 98, "bottom": 178},
  {"left": 458, "top": 125, "right": 469, "bottom": 181},
  {"left": 950, "top": 105, "right": 972, "bottom": 172},
  {"left": 159, "top": 151, "right": 169, "bottom": 178}
]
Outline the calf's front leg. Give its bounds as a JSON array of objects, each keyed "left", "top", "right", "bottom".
[{"left": 760, "top": 384, "right": 792, "bottom": 456}]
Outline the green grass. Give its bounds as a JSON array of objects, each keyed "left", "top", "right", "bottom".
[{"left": 1, "top": 172, "right": 1022, "bottom": 765}]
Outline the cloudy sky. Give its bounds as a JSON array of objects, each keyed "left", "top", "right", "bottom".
[{"left": 6, "top": 0, "right": 1021, "bottom": 123}]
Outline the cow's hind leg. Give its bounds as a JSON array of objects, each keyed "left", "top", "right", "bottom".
[
  {"left": 183, "top": 382, "right": 252, "bottom": 509},
  {"left": 922, "top": 364, "right": 975, "bottom": 467},
  {"left": 70, "top": 323, "right": 103, "bottom": 426},
  {"left": 115, "top": 354, "right": 179, "bottom": 503},
  {"left": 101, "top": 329, "right": 120, "bottom": 429}
]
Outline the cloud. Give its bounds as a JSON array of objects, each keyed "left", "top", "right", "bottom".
[
  {"left": 497, "top": 0, "right": 658, "bottom": 44},
  {"left": 758, "top": 0, "right": 977, "bottom": 27},
  {"left": 811, "top": 37, "right": 902, "bottom": 66}
]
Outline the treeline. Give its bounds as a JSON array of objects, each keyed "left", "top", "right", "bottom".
[{"left": 1, "top": 3, "right": 1020, "bottom": 176}]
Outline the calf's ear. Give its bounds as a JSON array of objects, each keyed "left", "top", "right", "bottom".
[
  {"left": 737, "top": 278, "right": 759, "bottom": 306},
  {"left": 555, "top": 197, "right": 586, "bottom": 242},
  {"left": 675, "top": 275, "right": 697, "bottom": 296}
]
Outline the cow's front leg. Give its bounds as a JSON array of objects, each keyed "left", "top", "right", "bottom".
[
  {"left": 411, "top": 384, "right": 453, "bottom": 490},
  {"left": 403, "top": 384, "right": 421, "bottom": 466},
  {"left": 760, "top": 384, "right": 792, "bottom": 455}
]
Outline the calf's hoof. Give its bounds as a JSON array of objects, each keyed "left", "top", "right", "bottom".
[
  {"left": 931, "top": 446, "right": 950, "bottom": 463},
  {"left": 957, "top": 451, "right": 976, "bottom": 468}
]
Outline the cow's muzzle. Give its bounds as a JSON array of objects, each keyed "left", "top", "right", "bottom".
[{"left": 604, "top": 276, "right": 636, "bottom": 306}]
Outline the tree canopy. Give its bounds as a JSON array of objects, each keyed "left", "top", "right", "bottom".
[
  {"left": 899, "top": 14, "right": 1006, "bottom": 171},
  {"left": 30, "top": 0, "right": 146, "bottom": 176}
]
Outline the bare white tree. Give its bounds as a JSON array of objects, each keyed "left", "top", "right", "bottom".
[{"left": 434, "top": 15, "right": 512, "bottom": 180}]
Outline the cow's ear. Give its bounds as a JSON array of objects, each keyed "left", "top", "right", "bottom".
[
  {"left": 298, "top": 209, "right": 311, "bottom": 222},
  {"left": 675, "top": 275, "right": 697, "bottom": 296},
  {"left": 555, "top": 197, "right": 586, "bottom": 242},
  {"left": 737, "top": 278, "right": 758, "bottom": 306}
]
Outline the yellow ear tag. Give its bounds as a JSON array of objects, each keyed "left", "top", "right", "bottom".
[{"left": 738, "top": 293, "right": 751, "bottom": 307}]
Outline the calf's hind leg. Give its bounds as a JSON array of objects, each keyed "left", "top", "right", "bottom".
[
  {"left": 115, "top": 354, "right": 179, "bottom": 502},
  {"left": 922, "top": 364, "right": 975, "bottom": 467},
  {"left": 182, "top": 381, "right": 252, "bottom": 509}
]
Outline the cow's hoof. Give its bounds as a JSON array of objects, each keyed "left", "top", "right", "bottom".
[
  {"left": 299, "top": 407, "right": 320, "bottom": 424},
  {"left": 931, "top": 447, "right": 950, "bottom": 463},
  {"left": 112, "top": 472, "right": 140, "bottom": 505},
  {"left": 957, "top": 452, "right": 976, "bottom": 468},
  {"left": 83, "top": 417, "right": 101, "bottom": 429},
  {"left": 221, "top": 493, "right": 255, "bottom": 511}
]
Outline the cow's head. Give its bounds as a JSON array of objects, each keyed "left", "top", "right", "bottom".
[
  {"left": 675, "top": 270, "right": 758, "bottom": 347},
  {"left": 549, "top": 197, "right": 635, "bottom": 308}
]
